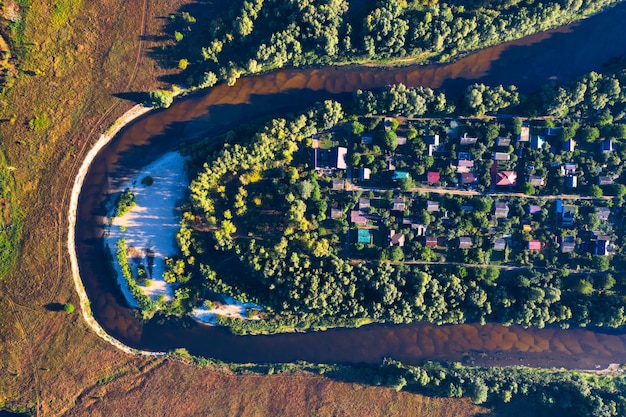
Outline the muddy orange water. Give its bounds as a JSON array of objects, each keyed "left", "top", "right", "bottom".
[{"left": 76, "top": 3, "right": 626, "bottom": 368}]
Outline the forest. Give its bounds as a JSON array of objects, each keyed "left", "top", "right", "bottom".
[{"left": 154, "top": 0, "right": 623, "bottom": 94}]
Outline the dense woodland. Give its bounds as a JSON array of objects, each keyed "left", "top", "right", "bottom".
[
  {"left": 155, "top": 0, "right": 622, "bottom": 92},
  {"left": 139, "top": 66, "right": 626, "bottom": 335}
]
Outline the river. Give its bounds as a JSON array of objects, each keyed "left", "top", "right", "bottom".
[{"left": 75, "top": 2, "right": 626, "bottom": 369}]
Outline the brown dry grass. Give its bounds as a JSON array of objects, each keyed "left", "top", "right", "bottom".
[
  {"left": 63, "top": 359, "right": 488, "bottom": 417},
  {"left": 0, "top": 1, "right": 491, "bottom": 416}
]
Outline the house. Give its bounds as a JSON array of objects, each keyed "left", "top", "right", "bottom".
[
  {"left": 359, "top": 197, "right": 371, "bottom": 210},
  {"left": 528, "top": 204, "right": 542, "bottom": 215},
  {"left": 530, "top": 135, "right": 545, "bottom": 149},
  {"left": 388, "top": 230, "right": 405, "bottom": 247},
  {"left": 562, "top": 163, "right": 576, "bottom": 175},
  {"left": 562, "top": 204, "right": 577, "bottom": 226},
  {"left": 563, "top": 139, "right": 576, "bottom": 152},
  {"left": 495, "top": 171, "right": 517, "bottom": 186},
  {"left": 412, "top": 223, "right": 428, "bottom": 236},
  {"left": 459, "top": 172, "right": 477, "bottom": 185},
  {"left": 456, "top": 159, "right": 475, "bottom": 173},
  {"left": 494, "top": 201, "right": 509, "bottom": 218},
  {"left": 556, "top": 199, "right": 563, "bottom": 214},
  {"left": 458, "top": 237, "right": 473, "bottom": 249},
  {"left": 357, "top": 229, "right": 372, "bottom": 244},
  {"left": 387, "top": 156, "right": 396, "bottom": 171},
  {"left": 545, "top": 127, "right": 561, "bottom": 136},
  {"left": 594, "top": 235, "right": 610, "bottom": 256},
  {"left": 392, "top": 171, "right": 409, "bottom": 181},
  {"left": 528, "top": 240, "right": 541, "bottom": 251},
  {"left": 425, "top": 134, "right": 440, "bottom": 146},
  {"left": 496, "top": 137, "right": 511, "bottom": 147},
  {"left": 314, "top": 146, "right": 348, "bottom": 170},
  {"left": 361, "top": 135, "right": 374, "bottom": 145},
  {"left": 427, "top": 171, "right": 440, "bottom": 184},
  {"left": 425, "top": 134, "right": 440, "bottom": 156},
  {"left": 565, "top": 175, "right": 578, "bottom": 188},
  {"left": 331, "top": 179, "right": 345, "bottom": 190},
  {"left": 392, "top": 197, "right": 406, "bottom": 212},
  {"left": 426, "top": 200, "right": 440, "bottom": 212},
  {"left": 460, "top": 133, "right": 478, "bottom": 145},
  {"left": 600, "top": 139, "right": 614, "bottom": 153},
  {"left": 330, "top": 208, "right": 343, "bottom": 219},
  {"left": 493, "top": 238, "right": 507, "bottom": 251},
  {"left": 396, "top": 135, "right": 408, "bottom": 146},
  {"left": 493, "top": 152, "right": 511, "bottom": 161},
  {"left": 518, "top": 125, "right": 530, "bottom": 142},
  {"left": 528, "top": 175, "right": 545, "bottom": 187},
  {"left": 598, "top": 176, "right": 613, "bottom": 186},
  {"left": 350, "top": 210, "right": 368, "bottom": 227},
  {"left": 596, "top": 206, "right": 610, "bottom": 221},
  {"left": 360, "top": 167, "right": 371, "bottom": 180},
  {"left": 561, "top": 235, "right": 576, "bottom": 253},
  {"left": 333, "top": 147, "right": 348, "bottom": 169},
  {"left": 425, "top": 236, "right": 438, "bottom": 247}
]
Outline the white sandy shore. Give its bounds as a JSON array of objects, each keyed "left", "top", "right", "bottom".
[
  {"left": 105, "top": 151, "right": 187, "bottom": 307},
  {"left": 106, "top": 151, "right": 262, "bottom": 322},
  {"left": 191, "top": 297, "right": 261, "bottom": 325}
]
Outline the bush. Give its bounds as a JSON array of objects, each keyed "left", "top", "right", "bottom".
[
  {"left": 28, "top": 113, "right": 49, "bottom": 131},
  {"left": 63, "top": 303, "right": 75, "bottom": 314},
  {"left": 147, "top": 90, "right": 173, "bottom": 108}
]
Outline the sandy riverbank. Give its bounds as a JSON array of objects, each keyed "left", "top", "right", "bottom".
[
  {"left": 68, "top": 104, "right": 165, "bottom": 356},
  {"left": 105, "top": 151, "right": 187, "bottom": 307}
]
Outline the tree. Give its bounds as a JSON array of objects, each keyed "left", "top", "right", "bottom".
[
  {"left": 399, "top": 176, "right": 413, "bottom": 191},
  {"left": 584, "top": 213, "right": 601, "bottom": 231},
  {"left": 64, "top": 303, "right": 75, "bottom": 314},
  {"left": 522, "top": 182, "right": 536, "bottom": 195},
  {"left": 352, "top": 121, "right": 365, "bottom": 136},
  {"left": 588, "top": 184, "right": 603, "bottom": 197},
  {"left": 470, "top": 379, "right": 489, "bottom": 404},
  {"left": 579, "top": 126, "right": 600, "bottom": 143},
  {"left": 384, "top": 130, "right": 398, "bottom": 151},
  {"left": 148, "top": 90, "right": 173, "bottom": 108},
  {"left": 592, "top": 256, "right": 610, "bottom": 272}
]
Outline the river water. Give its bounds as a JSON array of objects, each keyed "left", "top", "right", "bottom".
[{"left": 75, "top": 3, "right": 626, "bottom": 368}]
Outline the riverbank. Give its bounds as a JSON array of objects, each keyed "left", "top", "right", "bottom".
[{"left": 67, "top": 103, "right": 165, "bottom": 357}]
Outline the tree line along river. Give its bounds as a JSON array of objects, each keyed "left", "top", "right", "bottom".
[{"left": 75, "top": 2, "right": 626, "bottom": 369}]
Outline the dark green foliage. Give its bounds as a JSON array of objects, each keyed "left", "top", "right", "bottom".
[
  {"left": 113, "top": 188, "right": 136, "bottom": 217},
  {"left": 165, "top": 0, "right": 620, "bottom": 89}
]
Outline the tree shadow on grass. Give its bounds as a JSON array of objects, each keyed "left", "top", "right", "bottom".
[{"left": 44, "top": 302, "right": 65, "bottom": 312}]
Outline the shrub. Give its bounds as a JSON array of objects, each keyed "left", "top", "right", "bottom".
[
  {"left": 28, "top": 113, "right": 49, "bottom": 131},
  {"left": 63, "top": 303, "right": 75, "bottom": 314}
]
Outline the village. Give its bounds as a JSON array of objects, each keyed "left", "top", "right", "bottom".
[{"left": 311, "top": 116, "right": 624, "bottom": 272}]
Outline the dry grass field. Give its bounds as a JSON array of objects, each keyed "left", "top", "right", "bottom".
[{"left": 0, "top": 1, "right": 492, "bottom": 416}]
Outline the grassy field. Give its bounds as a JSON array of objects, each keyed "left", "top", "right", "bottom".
[{"left": 0, "top": 0, "right": 492, "bottom": 416}]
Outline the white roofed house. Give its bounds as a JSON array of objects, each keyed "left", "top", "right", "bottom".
[
  {"left": 528, "top": 175, "right": 545, "bottom": 187},
  {"left": 493, "top": 152, "right": 511, "bottom": 161}
]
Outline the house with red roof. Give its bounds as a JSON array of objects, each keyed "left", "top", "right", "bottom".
[
  {"left": 495, "top": 171, "right": 517, "bottom": 187},
  {"left": 528, "top": 240, "right": 541, "bottom": 251},
  {"left": 427, "top": 171, "right": 440, "bottom": 184}
]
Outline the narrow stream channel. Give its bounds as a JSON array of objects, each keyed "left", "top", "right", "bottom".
[{"left": 75, "top": 3, "right": 626, "bottom": 369}]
